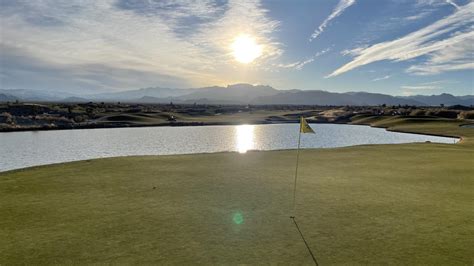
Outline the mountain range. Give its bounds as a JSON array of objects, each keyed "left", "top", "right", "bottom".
[{"left": 1, "top": 84, "right": 473, "bottom": 106}]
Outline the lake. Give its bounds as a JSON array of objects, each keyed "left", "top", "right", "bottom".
[{"left": 0, "top": 124, "right": 458, "bottom": 172}]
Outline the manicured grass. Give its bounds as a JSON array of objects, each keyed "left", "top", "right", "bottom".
[{"left": 1, "top": 119, "right": 473, "bottom": 264}]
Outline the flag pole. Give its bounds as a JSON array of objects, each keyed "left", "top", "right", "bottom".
[{"left": 291, "top": 117, "right": 302, "bottom": 218}]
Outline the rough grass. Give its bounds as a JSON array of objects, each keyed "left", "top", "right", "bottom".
[
  {"left": 1, "top": 119, "right": 473, "bottom": 264},
  {"left": 96, "top": 110, "right": 309, "bottom": 126},
  {"left": 351, "top": 115, "right": 474, "bottom": 145},
  {"left": 98, "top": 113, "right": 171, "bottom": 124}
]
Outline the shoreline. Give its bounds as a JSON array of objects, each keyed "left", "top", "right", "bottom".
[
  {"left": 348, "top": 116, "right": 468, "bottom": 143},
  {"left": 1, "top": 120, "right": 463, "bottom": 173},
  {"left": 0, "top": 119, "right": 347, "bottom": 133},
  {"left": 0, "top": 120, "right": 278, "bottom": 133},
  {"left": 0, "top": 116, "right": 462, "bottom": 141},
  {"left": 362, "top": 124, "right": 463, "bottom": 143}
]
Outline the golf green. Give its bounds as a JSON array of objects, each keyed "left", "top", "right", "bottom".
[{"left": 1, "top": 118, "right": 473, "bottom": 264}]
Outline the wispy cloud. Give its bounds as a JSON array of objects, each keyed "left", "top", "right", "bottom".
[
  {"left": 309, "top": 0, "right": 356, "bottom": 41},
  {"left": 403, "top": 12, "right": 431, "bottom": 21},
  {"left": 406, "top": 32, "right": 474, "bottom": 75},
  {"left": 416, "top": 0, "right": 460, "bottom": 9},
  {"left": 327, "top": 2, "right": 474, "bottom": 77},
  {"left": 401, "top": 84, "right": 440, "bottom": 96},
  {"left": 401, "top": 85, "right": 439, "bottom": 90},
  {"left": 420, "top": 80, "right": 459, "bottom": 85},
  {"left": 446, "top": 0, "right": 460, "bottom": 10},
  {"left": 372, "top": 75, "right": 391, "bottom": 82},
  {"left": 277, "top": 48, "right": 330, "bottom": 70},
  {"left": 0, "top": 0, "right": 281, "bottom": 92}
]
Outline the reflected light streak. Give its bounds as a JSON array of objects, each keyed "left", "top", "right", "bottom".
[{"left": 235, "top": 125, "right": 255, "bottom": 153}]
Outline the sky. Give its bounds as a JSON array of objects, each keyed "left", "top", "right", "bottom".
[{"left": 0, "top": 0, "right": 473, "bottom": 96}]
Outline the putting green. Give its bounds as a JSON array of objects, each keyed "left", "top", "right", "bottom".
[{"left": 1, "top": 117, "right": 473, "bottom": 264}]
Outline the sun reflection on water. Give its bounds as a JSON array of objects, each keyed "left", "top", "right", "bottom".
[{"left": 235, "top": 125, "right": 255, "bottom": 153}]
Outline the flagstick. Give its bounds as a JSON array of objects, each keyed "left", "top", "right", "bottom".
[{"left": 291, "top": 125, "right": 302, "bottom": 218}]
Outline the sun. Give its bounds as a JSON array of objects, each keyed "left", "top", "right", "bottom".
[{"left": 231, "top": 34, "right": 263, "bottom": 64}]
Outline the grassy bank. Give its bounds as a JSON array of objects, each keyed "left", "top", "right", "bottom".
[
  {"left": 1, "top": 118, "right": 473, "bottom": 264},
  {"left": 351, "top": 115, "right": 474, "bottom": 145}
]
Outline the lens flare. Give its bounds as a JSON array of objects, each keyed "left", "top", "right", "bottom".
[{"left": 232, "top": 212, "right": 244, "bottom": 225}]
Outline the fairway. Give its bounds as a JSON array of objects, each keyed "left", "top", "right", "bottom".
[
  {"left": 1, "top": 119, "right": 473, "bottom": 264},
  {"left": 3, "top": 0, "right": 474, "bottom": 263}
]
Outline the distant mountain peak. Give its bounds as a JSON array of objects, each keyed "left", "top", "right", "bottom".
[{"left": 1, "top": 86, "right": 472, "bottom": 106}]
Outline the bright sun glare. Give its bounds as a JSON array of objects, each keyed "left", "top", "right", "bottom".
[
  {"left": 231, "top": 35, "right": 262, "bottom": 64},
  {"left": 236, "top": 125, "right": 255, "bottom": 153}
]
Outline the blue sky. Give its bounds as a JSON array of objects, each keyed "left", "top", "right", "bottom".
[{"left": 1, "top": 0, "right": 473, "bottom": 95}]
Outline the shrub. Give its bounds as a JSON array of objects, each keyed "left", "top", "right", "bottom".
[
  {"left": 0, "top": 112, "right": 14, "bottom": 124},
  {"left": 73, "top": 115, "right": 87, "bottom": 123},
  {"left": 459, "top": 111, "right": 474, "bottom": 120},
  {"left": 433, "top": 110, "right": 459, "bottom": 119},
  {"left": 410, "top": 109, "right": 426, "bottom": 116}
]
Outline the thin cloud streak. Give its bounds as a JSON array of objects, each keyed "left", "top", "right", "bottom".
[
  {"left": 416, "top": 0, "right": 460, "bottom": 9},
  {"left": 401, "top": 84, "right": 441, "bottom": 96},
  {"left": 309, "top": 0, "right": 356, "bottom": 41},
  {"left": 446, "top": 0, "right": 460, "bottom": 9},
  {"left": 277, "top": 48, "right": 330, "bottom": 70},
  {"left": 401, "top": 85, "right": 439, "bottom": 90},
  {"left": 372, "top": 75, "right": 391, "bottom": 82}
]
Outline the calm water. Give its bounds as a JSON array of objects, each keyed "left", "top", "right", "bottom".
[{"left": 0, "top": 124, "right": 457, "bottom": 172}]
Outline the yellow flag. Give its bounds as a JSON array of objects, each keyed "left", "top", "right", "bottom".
[{"left": 300, "top": 117, "right": 315, "bottom": 134}]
